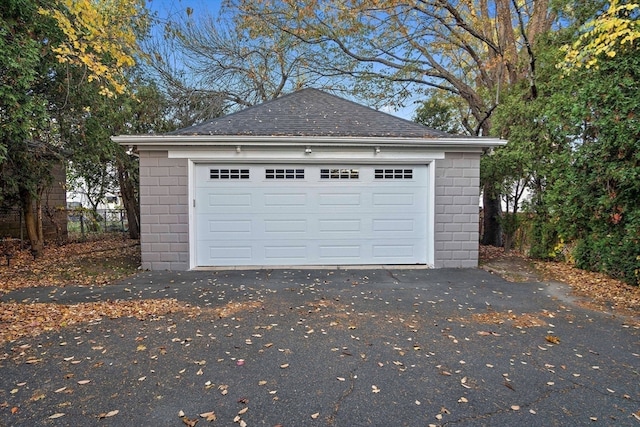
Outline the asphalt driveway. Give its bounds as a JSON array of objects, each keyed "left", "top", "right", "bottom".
[{"left": 1, "top": 268, "right": 638, "bottom": 426}]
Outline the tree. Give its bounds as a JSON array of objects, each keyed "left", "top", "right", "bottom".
[
  {"left": 228, "top": 0, "right": 558, "bottom": 246},
  {"left": 560, "top": 0, "right": 639, "bottom": 69},
  {"left": 40, "top": 0, "right": 147, "bottom": 97},
  {"left": 61, "top": 77, "right": 176, "bottom": 240},
  {"left": 144, "top": 7, "right": 333, "bottom": 115},
  {"left": 0, "top": 0, "right": 148, "bottom": 256},
  {"left": 551, "top": 47, "right": 640, "bottom": 285},
  {"left": 490, "top": 3, "right": 639, "bottom": 284},
  {"left": 1, "top": 0, "right": 64, "bottom": 256},
  {"left": 413, "top": 91, "right": 465, "bottom": 134}
]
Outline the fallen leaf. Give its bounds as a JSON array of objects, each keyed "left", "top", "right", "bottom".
[
  {"left": 311, "top": 412, "right": 320, "bottom": 419},
  {"left": 11, "top": 407, "right": 19, "bottom": 414},
  {"left": 280, "top": 363, "right": 289, "bottom": 369},
  {"left": 199, "top": 411, "right": 216, "bottom": 421},
  {"left": 98, "top": 410, "right": 119, "bottom": 419},
  {"left": 511, "top": 405, "right": 520, "bottom": 411},
  {"left": 77, "top": 380, "right": 91, "bottom": 385},
  {"left": 49, "top": 413, "right": 65, "bottom": 419},
  {"left": 182, "top": 416, "right": 198, "bottom": 426},
  {"left": 371, "top": 385, "right": 380, "bottom": 393},
  {"left": 545, "top": 335, "right": 560, "bottom": 345},
  {"left": 238, "top": 407, "right": 248, "bottom": 415},
  {"left": 336, "top": 377, "right": 345, "bottom": 382}
]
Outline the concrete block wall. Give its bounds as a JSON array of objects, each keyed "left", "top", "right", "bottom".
[
  {"left": 434, "top": 152, "right": 481, "bottom": 268},
  {"left": 139, "top": 151, "right": 189, "bottom": 270}
]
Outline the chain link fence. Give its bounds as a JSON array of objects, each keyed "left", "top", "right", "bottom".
[{"left": 67, "top": 208, "right": 129, "bottom": 239}]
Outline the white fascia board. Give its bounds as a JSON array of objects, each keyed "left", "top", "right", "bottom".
[
  {"left": 168, "top": 146, "right": 447, "bottom": 163},
  {"left": 111, "top": 134, "right": 506, "bottom": 150}
]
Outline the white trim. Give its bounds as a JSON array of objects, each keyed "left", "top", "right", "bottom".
[
  {"left": 427, "top": 159, "right": 436, "bottom": 267},
  {"left": 112, "top": 134, "right": 506, "bottom": 150},
  {"left": 188, "top": 159, "right": 197, "bottom": 270},
  {"left": 174, "top": 155, "right": 446, "bottom": 164},
  {"left": 188, "top": 161, "right": 433, "bottom": 269},
  {"left": 168, "top": 148, "right": 447, "bottom": 164}
]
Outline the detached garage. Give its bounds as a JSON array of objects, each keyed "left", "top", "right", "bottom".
[{"left": 114, "top": 89, "right": 504, "bottom": 270}]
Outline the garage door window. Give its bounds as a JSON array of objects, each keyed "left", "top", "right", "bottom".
[
  {"left": 320, "top": 168, "right": 359, "bottom": 179},
  {"left": 210, "top": 168, "right": 250, "bottom": 179},
  {"left": 374, "top": 168, "right": 413, "bottom": 179},
  {"left": 266, "top": 168, "right": 305, "bottom": 179}
]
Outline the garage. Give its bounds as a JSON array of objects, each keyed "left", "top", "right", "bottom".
[
  {"left": 194, "top": 164, "right": 428, "bottom": 266},
  {"left": 113, "top": 88, "right": 504, "bottom": 270}
]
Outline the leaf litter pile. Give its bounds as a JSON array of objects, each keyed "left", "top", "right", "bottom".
[
  {"left": 0, "top": 236, "right": 190, "bottom": 344},
  {"left": 1, "top": 235, "right": 140, "bottom": 293},
  {"left": 480, "top": 245, "right": 640, "bottom": 324}
]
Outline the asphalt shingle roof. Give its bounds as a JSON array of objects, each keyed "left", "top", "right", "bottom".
[{"left": 169, "top": 88, "right": 452, "bottom": 138}]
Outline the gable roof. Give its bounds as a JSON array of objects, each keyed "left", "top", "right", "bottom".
[{"left": 169, "top": 88, "right": 452, "bottom": 138}]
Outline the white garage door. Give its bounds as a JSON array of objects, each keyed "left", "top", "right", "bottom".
[{"left": 194, "top": 164, "right": 428, "bottom": 266}]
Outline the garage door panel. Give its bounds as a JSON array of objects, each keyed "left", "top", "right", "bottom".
[
  {"left": 263, "top": 193, "right": 307, "bottom": 206},
  {"left": 373, "top": 244, "right": 416, "bottom": 258},
  {"left": 195, "top": 164, "right": 428, "bottom": 266},
  {"left": 264, "top": 219, "right": 307, "bottom": 233},
  {"left": 264, "top": 246, "right": 308, "bottom": 260},
  {"left": 318, "top": 219, "right": 361, "bottom": 233},
  {"left": 318, "top": 245, "right": 361, "bottom": 259},
  {"left": 372, "top": 219, "right": 415, "bottom": 232},
  {"left": 208, "top": 245, "right": 253, "bottom": 262},
  {"left": 372, "top": 193, "right": 417, "bottom": 206},
  {"left": 318, "top": 193, "right": 361, "bottom": 207},
  {"left": 207, "top": 219, "right": 252, "bottom": 233},
  {"left": 206, "top": 193, "right": 252, "bottom": 207}
]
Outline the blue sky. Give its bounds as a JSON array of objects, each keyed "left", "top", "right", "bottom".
[
  {"left": 148, "top": 0, "right": 222, "bottom": 21},
  {"left": 145, "top": 0, "right": 416, "bottom": 121}
]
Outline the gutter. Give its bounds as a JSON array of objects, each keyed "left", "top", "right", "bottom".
[{"left": 111, "top": 134, "right": 506, "bottom": 150}]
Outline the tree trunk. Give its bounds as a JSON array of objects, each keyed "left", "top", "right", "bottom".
[
  {"left": 117, "top": 160, "right": 140, "bottom": 240},
  {"left": 20, "top": 190, "right": 44, "bottom": 258},
  {"left": 481, "top": 187, "right": 502, "bottom": 247}
]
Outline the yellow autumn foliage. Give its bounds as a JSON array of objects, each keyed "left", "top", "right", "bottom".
[
  {"left": 560, "top": 0, "right": 639, "bottom": 70},
  {"left": 39, "top": 0, "right": 148, "bottom": 97}
]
